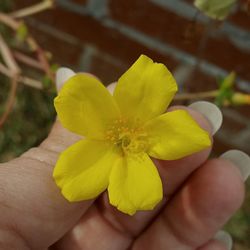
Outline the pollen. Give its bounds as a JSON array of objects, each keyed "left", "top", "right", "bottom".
[{"left": 105, "top": 118, "right": 148, "bottom": 154}]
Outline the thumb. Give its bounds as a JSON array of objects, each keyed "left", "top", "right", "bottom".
[{"left": 0, "top": 69, "right": 94, "bottom": 249}]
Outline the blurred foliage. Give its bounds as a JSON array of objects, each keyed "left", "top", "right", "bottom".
[
  {"left": 0, "top": 0, "right": 56, "bottom": 162},
  {"left": 194, "top": 0, "right": 237, "bottom": 20},
  {"left": 225, "top": 179, "right": 250, "bottom": 249},
  {"left": 215, "top": 72, "right": 235, "bottom": 106},
  {"left": 0, "top": 74, "right": 56, "bottom": 162},
  {"left": 0, "top": 0, "right": 13, "bottom": 12}
]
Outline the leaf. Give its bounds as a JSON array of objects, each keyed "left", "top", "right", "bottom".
[
  {"left": 220, "top": 71, "right": 236, "bottom": 90},
  {"left": 50, "top": 63, "right": 60, "bottom": 73},
  {"left": 215, "top": 72, "right": 236, "bottom": 106},
  {"left": 16, "top": 23, "right": 28, "bottom": 42},
  {"left": 194, "top": 0, "right": 237, "bottom": 20},
  {"left": 42, "top": 75, "right": 52, "bottom": 88}
]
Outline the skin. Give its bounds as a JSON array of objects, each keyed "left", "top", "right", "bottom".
[{"left": 0, "top": 106, "right": 245, "bottom": 250}]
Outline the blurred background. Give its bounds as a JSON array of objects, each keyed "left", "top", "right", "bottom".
[{"left": 0, "top": 0, "right": 250, "bottom": 249}]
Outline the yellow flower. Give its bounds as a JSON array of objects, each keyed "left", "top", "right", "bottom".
[{"left": 53, "top": 55, "right": 211, "bottom": 215}]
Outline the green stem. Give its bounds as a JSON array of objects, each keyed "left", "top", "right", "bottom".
[{"left": 174, "top": 90, "right": 219, "bottom": 101}]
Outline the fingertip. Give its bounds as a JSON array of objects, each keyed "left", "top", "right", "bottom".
[
  {"left": 56, "top": 68, "right": 100, "bottom": 93},
  {"left": 192, "top": 158, "right": 245, "bottom": 221},
  {"left": 188, "top": 101, "right": 223, "bottom": 136},
  {"left": 56, "top": 67, "right": 75, "bottom": 92},
  {"left": 220, "top": 150, "right": 250, "bottom": 181},
  {"left": 214, "top": 230, "right": 232, "bottom": 250}
]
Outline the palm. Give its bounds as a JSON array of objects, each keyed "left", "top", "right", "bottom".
[{"left": 0, "top": 110, "right": 244, "bottom": 250}]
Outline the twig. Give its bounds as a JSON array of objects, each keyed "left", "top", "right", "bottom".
[
  {"left": 0, "top": 74, "right": 18, "bottom": 128},
  {"left": 0, "top": 62, "right": 11, "bottom": 76},
  {"left": 13, "top": 50, "right": 43, "bottom": 70},
  {"left": 0, "top": 13, "right": 53, "bottom": 80},
  {"left": 174, "top": 90, "right": 219, "bottom": 101},
  {"left": 10, "top": 0, "right": 54, "bottom": 19},
  {"left": 36, "top": 46, "right": 52, "bottom": 77},
  {"left": 0, "top": 63, "right": 42, "bottom": 89},
  {"left": 0, "top": 12, "right": 20, "bottom": 30},
  {"left": 25, "top": 37, "right": 53, "bottom": 79},
  {"left": 19, "top": 76, "right": 43, "bottom": 89},
  {"left": 0, "top": 34, "right": 20, "bottom": 73}
]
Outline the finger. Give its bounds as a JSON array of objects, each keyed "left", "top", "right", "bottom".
[
  {"left": 53, "top": 102, "right": 217, "bottom": 249},
  {"left": 0, "top": 69, "right": 99, "bottom": 249},
  {"left": 198, "top": 240, "right": 228, "bottom": 250},
  {"left": 132, "top": 158, "right": 245, "bottom": 250},
  {"left": 99, "top": 103, "right": 216, "bottom": 234},
  {"left": 198, "top": 231, "right": 233, "bottom": 250}
]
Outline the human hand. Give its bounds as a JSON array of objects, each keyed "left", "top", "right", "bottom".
[{"left": 0, "top": 70, "right": 249, "bottom": 250}]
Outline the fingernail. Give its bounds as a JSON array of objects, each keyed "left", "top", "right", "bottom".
[
  {"left": 188, "top": 101, "right": 223, "bottom": 135},
  {"left": 107, "top": 82, "right": 117, "bottom": 94},
  {"left": 56, "top": 67, "right": 75, "bottom": 92},
  {"left": 220, "top": 150, "right": 250, "bottom": 181},
  {"left": 214, "top": 230, "right": 232, "bottom": 250}
]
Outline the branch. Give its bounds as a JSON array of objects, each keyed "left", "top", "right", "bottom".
[
  {"left": 0, "top": 13, "right": 53, "bottom": 80},
  {"left": 0, "top": 63, "right": 43, "bottom": 89},
  {"left": 0, "top": 12, "right": 20, "bottom": 30},
  {"left": 13, "top": 50, "right": 43, "bottom": 70},
  {"left": 19, "top": 75, "right": 43, "bottom": 89},
  {"left": 10, "top": 0, "right": 55, "bottom": 19},
  {"left": 0, "top": 74, "right": 18, "bottom": 128},
  {"left": 0, "top": 34, "right": 20, "bottom": 73}
]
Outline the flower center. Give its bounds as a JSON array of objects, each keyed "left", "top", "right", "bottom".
[{"left": 105, "top": 118, "right": 148, "bottom": 155}]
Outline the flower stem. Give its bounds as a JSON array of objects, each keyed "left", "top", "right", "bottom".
[{"left": 174, "top": 90, "right": 219, "bottom": 101}]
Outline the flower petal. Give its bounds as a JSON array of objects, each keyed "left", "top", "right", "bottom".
[
  {"left": 145, "top": 110, "right": 211, "bottom": 160},
  {"left": 54, "top": 74, "right": 120, "bottom": 138},
  {"left": 113, "top": 55, "right": 178, "bottom": 124},
  {"left": 108, "top": 153, "right": 163, "bottom": 215},
  {"left": 53, "top": 139, "right": 118, "bottom": 201}
]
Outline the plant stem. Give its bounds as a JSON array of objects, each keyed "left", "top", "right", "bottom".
[
  {"left": 0, "top": 63, "right": 43, "bottom": 89},
  {"left": 0, "top": 12, "right": 20, "bottom": 30},
  {"left": 13, "top": 50, "right": 43, "bottom": 70},
  {"left": 10, "top": 0, "right": 55, "bottom": 19},
  {"left": 0, "top": 34, "right": 20, "bottom": 74},
  {"left": 174, "top": 90, "right": 219, "bottom": 101},
  {"left": 19, "top": 76, "right": 43, "bottom": 89}
]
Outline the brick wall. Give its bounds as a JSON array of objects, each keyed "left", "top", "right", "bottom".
[{"left": 14, "top": 0, "right": 250, "bottom": 154}]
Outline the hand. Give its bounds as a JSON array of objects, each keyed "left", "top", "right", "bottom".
[{"left": 0, "top": 74, "right": 248, "bottom": 250}]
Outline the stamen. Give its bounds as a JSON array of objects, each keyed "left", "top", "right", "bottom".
[{"left": 105, "top": 118, "right": 148, "bottom": 154}]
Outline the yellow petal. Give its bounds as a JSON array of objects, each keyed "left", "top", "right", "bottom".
[
  {"left": 113, "top": 55, "right": 178, "bottom": 124},
  {"left": 145, "top": 110, "right": 211, "bottom": 160},
  {"left": 54, "top": 74, "right": 120, "bottom": 139},
  {"left": 53, "top": 139, "right": 118, "bottom": 201},
  {"left": 108, "top": 153, "right": 163, "bottom": 215}
]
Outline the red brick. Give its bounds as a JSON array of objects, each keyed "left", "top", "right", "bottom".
[
  {"left": 109, "top": 0, "right": 250, "bottom": 81},
  {"left": 213, "top": 136, "right": 235, "bottom": 155},
  {"left": 89, "top": 54, "right": 128, "bottom": 85},
  {"left": 233, "top": 105, "right": 250, "bottom": 118},
  {"left": 229, "top": 8, "right": 250, "bottom": 32},
  {"left": 71, "top": 0, "right": 87, "bottom": 5},
  {"left": 28, "top": 26, "right": 83, "bottom": 67},
  {"left": 179, "top": 68, "right": 218, "bottom": 95},
  {"left": 221, "top": 110, "right": 247, "bottom": 133},
  {"left": 28, "top": 9, "right": 178, "bottom": 69}
]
